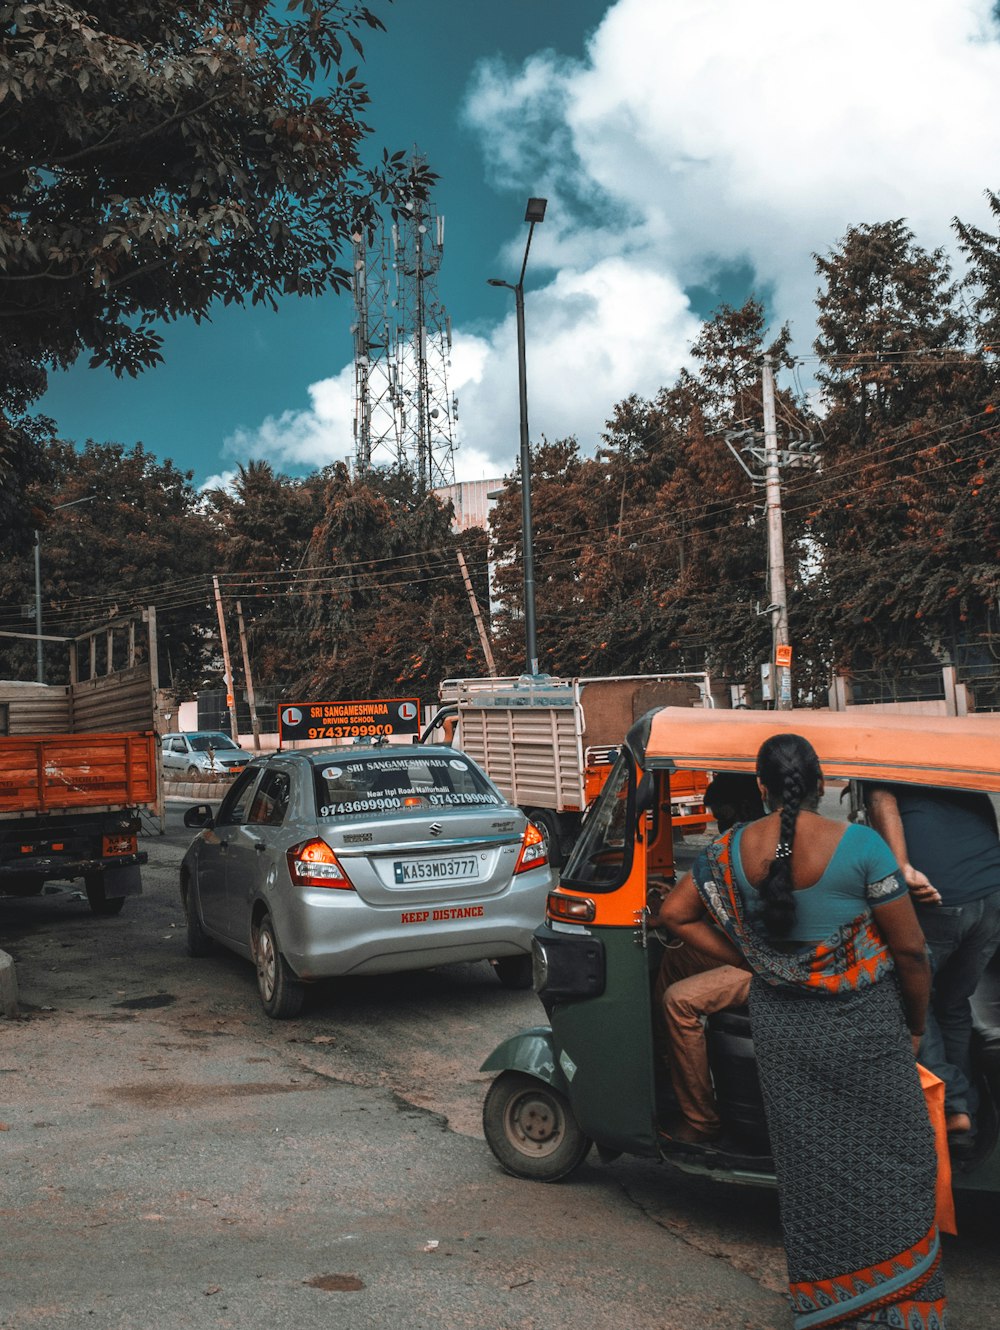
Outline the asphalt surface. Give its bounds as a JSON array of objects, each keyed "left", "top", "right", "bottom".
[{"left": 0, "top": 809, "right": 997, "bottom": 1330}]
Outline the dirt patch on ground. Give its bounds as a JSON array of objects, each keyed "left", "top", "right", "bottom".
[
  {"left": 110, "top": 993, "right": 178, "bottom": 1010},
  {"left": 110, "top": 1077, "right": 325, "bottom": 1107},
  {"left": 303, "top": 1274, "right": 366, "bottom": 1292}
]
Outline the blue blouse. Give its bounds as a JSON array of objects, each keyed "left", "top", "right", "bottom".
[{"left": 732, "top": 821, "right": 907, "bottom": 944}]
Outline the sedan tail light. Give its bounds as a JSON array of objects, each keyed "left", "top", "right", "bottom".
[
  {"left": 513, "top": 821, "right": 548, "bottom": 875},
  {"left": 286, "top": 838, "right": 355, "bottom": 890}
]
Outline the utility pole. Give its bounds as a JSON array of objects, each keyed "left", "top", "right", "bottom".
[
  {"left": 762, "top": 355, "right": 792, "bottom": 709},
  {"left": 235, "top": 600, "right": 262, "bottom": 751},
  {"left": 33, "top": 530, "right": 42, "bottom": 683},
  {"left": 455, "top": 551, "right": 497, "bottom": 677},
  {"left": 212, "top": 575, "right": 240, "bottom": 744}
]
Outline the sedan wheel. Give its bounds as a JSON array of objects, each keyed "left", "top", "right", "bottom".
[
  {"left": 181, "top": 877, "right": 214, "bottom": 957},
  {"left": 254, "top": 912, "right": 304, "bottom": 1019}
]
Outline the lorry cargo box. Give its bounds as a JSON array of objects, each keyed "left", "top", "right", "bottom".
[{"left": 0, "top": 732, "right": 159, "bottom": 817}]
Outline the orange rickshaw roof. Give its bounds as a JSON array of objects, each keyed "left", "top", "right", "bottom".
[{"left": 636, "top": 707, "right": 1000, "bottom": 793}]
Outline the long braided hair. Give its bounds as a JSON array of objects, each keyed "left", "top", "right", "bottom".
[{"left": 755, "top": 733, "right": 823, "bottom": 937}]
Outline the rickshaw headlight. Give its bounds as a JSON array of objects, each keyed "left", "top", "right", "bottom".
[{"left": 546, "top": 890, "right": 596, "bottom": 924}]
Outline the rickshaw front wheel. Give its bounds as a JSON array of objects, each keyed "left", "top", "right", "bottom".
[{"left": 483, "top": 1071, "right": 591, "bottom": 1181}]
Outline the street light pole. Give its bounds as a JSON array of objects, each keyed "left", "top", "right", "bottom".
[
  {"left": 33, "top": 495, "right": 97, "bottom": 684},
  {"left": 488, "top": 196, "right": 547, "bottom": 677}
]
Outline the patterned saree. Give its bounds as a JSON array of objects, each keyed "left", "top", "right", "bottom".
[{"left": 693, "top": 831, "right": 947, "bottom": 1330}]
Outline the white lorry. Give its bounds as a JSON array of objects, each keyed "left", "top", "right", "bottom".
[{"left": 430, "top": 673, "right": 720, "bottom": 865}]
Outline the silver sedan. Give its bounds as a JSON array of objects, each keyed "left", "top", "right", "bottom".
[{"left": 179, "top": 744, "right": 555, "bottom": 1017}]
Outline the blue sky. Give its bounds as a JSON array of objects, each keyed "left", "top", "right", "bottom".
[{"left": 39, "top": 0, "right": 1000, "bottom": 491}]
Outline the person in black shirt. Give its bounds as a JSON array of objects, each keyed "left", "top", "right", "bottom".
[{"left": 867, "top": 783, "right": 1000, "bottom": 1148}]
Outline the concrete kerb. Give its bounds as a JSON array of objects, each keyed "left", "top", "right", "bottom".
[
  {"left": 162, "top": 779, "right": 229, "bottom": 804},
  {"left": 0, "top": 947, "right": 18, "bottom": 1018}
]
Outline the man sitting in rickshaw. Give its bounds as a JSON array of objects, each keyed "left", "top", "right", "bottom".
[{"left": 653, "top": 773, "right": 763, "bottom": 1145}]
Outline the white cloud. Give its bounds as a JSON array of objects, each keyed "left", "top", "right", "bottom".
[
  {"left": 223, "top": 363, "right": 356, "bottom": 474},
  {"left": 482, "top": 0, "right": 1000, "bottom": 327},
  {"left": 458, "top": 258, "right": 699, "bottom": 468},
  {"left": 228, "top": 0, "right": 1000, "bottom": 482},
  {"left": 198, "top": 467, "right": 239, "bottom": 495}
]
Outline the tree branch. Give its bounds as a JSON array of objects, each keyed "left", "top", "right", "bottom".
[{"left": 0, "top": 90, "right": 231, "bottom": 180}]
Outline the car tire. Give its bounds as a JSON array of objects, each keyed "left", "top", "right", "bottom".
[
  {"left": 181, "top": 877, "right": 214, "bottom": 957},
  {"left": 482, "top": 1071, "right": 591, "bottom": 1181},
  {"left": 186, "top": 765, "right": 201, "bottom": 778},
  {"left": 254, "top": 912, "right": 305, "bottom": 1019},
  {"left": 492, "top": 955, "right": 534, "bottom": 990},
  {"left": 84, "top": 872, "right": 126, "bottom": 916}
]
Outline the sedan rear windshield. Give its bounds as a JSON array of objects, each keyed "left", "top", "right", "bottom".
[{"left": 314, "top": 754, "right": 504, "bottom": 819}]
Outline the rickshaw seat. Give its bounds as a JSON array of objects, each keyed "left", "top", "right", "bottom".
[{"left": 706, "top": 1005, "right": 752, "bottom": 1038}]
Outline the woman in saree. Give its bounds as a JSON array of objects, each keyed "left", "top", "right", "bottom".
[{"left": 651, "top": 733, "right": 945, "bottom": 1330}]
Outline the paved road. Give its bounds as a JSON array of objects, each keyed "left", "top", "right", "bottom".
[{"left": 0, "top": 811, "right": 997, "bottom": 1330}]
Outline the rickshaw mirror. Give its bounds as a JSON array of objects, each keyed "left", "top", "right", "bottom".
[{"left": 636, "top": 772, "right": 655, "bottom": 815}]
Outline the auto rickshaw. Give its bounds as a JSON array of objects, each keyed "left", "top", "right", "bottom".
[{"left": 481, "top": 706, "right": 1000, "bottom": 1195}]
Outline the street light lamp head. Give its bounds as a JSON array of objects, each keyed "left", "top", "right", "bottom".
[
  {"left": 524, "top": 197, "right": 547, "bottom": 224},
  {"left": 487, "top": 277, "right": 512, "bottom": 289}
]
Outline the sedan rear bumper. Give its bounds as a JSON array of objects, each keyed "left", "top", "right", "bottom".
[{"left": 271, "top": 867, "right": 551, "bottom": 980}]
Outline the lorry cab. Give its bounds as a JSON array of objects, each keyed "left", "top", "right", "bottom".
[{"left": 481, "top": 706, "right": 1000, "bottom": 1194}]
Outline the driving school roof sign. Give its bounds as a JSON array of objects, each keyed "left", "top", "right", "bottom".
[{"left": 279, "top": 698, "right": 422, "bottom": 743}]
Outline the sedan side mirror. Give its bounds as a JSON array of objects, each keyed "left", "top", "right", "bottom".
[{"left": 183, "top": 803, "right": 215, "bottom": 829}]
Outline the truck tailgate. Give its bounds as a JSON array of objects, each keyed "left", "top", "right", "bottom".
[
  {"left": 458, "top": 707, "right": 584, "bottom": 810},
  {"left": 0, "top": 732, "right": 158, "bottom": 815}
]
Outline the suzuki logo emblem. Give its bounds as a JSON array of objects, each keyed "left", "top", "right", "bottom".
[{"left": 428, "top": 822, "right": 443, "bottom": 837}]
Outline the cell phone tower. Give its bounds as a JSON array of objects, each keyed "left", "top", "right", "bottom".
[{"left": 351, "top": 157, "right": 458, "bottom": 494}]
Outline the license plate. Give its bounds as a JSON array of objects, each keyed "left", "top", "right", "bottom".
[{"left": 394, "top": 856, "right": 479, "bottom": 884}]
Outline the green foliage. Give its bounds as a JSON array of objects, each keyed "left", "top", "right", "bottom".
[
  {"left": 0, "top": 0, "right": 432, "bottom": 388},
  {"left": 803, "top": 220, "right": 998, "bottom": 688},
  {"left": 0, "top": 437, "right": 219, "bottom": 688},
  {"left": 955, "top": 189, "right": 1000, "bottom": 353},
  {"left": 0, "top": 0, "right": 432, "bottom": 572},
  {"left": 282, "top": 464, "right": 490, "bottom": 706}
]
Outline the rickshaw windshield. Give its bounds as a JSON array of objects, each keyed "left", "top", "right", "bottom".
[{"left": 561, "top": 750, "right": 634, "bottom": 892}]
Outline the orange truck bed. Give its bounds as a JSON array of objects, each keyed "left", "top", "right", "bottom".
[{"left": 0, "top": 732, "right": 159, "bottom": 816}]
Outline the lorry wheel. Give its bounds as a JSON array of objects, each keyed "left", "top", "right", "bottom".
[
  {"left": 181, "top": 877, "right": 214, "bottom": 957},
  {"left": 84, "top": 872, "right": 126, "bottom": 916},
  {"left": 492, "top": 955, "right": 534, "bottom": 990},
  {"left": 254, "top": 912, "right": 305, "bottom": 1019},
  {"left": 531, "top": 810, "right": 565, "bottom": 869},
  {"left": 482, "top": 1071, "right": 591, "bottom": 1181}
]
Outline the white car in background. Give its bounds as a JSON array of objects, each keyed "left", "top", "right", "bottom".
[{"left": 162, "top": 731, "right": 253, "bottom": 778}]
